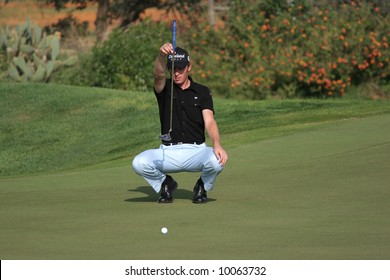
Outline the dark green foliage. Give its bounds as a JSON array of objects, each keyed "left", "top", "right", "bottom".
[
  {"left": 6, "top": 0, "right": 387, "bottom": 99},
  {"left": 187, "top": 0, "right": 389, "bottom": 99},
  {"left": 85, "top": 20, "right": 171, "bottom": 91}
]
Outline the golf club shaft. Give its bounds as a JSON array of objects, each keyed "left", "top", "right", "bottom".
[{"left": 169, "top": 20, "right": 176, "bottom": 134}]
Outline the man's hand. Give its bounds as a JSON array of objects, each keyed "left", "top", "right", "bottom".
[
  {"left": 154, "top": 43, "right": 174, "bottom": 93},
  {"left": 214, "top": 145, "right": 228, "bottom": 166},
  {"left": 159, "top": 43, "right": 174, "bottom": 57}
]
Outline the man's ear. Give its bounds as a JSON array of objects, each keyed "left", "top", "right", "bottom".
[{"left": 187, "top": 63, "right": 192, "bottom": 72}]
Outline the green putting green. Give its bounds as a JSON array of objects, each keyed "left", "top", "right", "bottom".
[{"left": 1, "top": 114, "right": 389, "bottom": 259}]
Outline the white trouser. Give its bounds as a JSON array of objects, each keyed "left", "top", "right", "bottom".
[{"left": 132, "top": 143, "right": 224, "bottom": 192}]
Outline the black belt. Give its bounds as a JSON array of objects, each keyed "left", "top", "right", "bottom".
[{"left": 163, "top": 141, "right": 204, "bottom": 146}]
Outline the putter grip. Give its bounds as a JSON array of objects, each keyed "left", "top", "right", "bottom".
[{"left": 172, "top": 20, "right": 176, "bottom": 51}]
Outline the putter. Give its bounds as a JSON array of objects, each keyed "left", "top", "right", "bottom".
[{"left": 160, "top": 20, "right": 176, "bottom": 142}]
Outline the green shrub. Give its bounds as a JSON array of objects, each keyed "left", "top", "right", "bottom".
[
  {"left": 50, "top": 0, "right": 388, "bottom": 99},
  {"left": 83, "top": 20, "right": 171, "bottom": 91},
  {"left": 185, "top": 0, "right": 389, "bottom": 99}
]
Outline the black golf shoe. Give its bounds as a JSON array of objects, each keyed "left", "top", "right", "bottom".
[
  {"left": 158, "top": 175, "right": 178, "bottom": 203},
  {"left": 192, "top": 178, "right": 207, "bottom": 203}
]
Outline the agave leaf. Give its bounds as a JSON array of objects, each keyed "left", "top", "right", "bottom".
[
  {"left": 63, "top": 55, "right": 78, "bottom": 66},
  {"left": 7, "top": 63, "right": 22, "bottom": 82},
  {"left": 31, "top": 64, "right": 46, "bottom": 82},
  {"left": 47, "top": 35, "right": 60, "bottom": 60},
  {"left": 38, "top": 33, "right": 47, "bottom": 50},
  {"left": 33, "top": 25, "right": 42, "bottom": 45},
  {"left": 32, "top": 53, "right": 44, "bottom": 66},
  {"left": 13, "top": 56, "right": 33, "bottom": 78},
  {"left": 46, "top": 60, "right": 54, "bottom": 78},
  {"left": 20, "top": 72, "right": 28, "bottom": 82},
  {"left": 20, "top": 44, "right": 34, "bottom": 54}
]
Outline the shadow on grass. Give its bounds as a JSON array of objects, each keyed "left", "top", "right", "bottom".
[{"left": 125, "top": 186, "right": 216, "bottom": 203}]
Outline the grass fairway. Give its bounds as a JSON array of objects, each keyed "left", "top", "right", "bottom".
[{"left": 1, "top": 114, "right": 389, "bottom": 260}]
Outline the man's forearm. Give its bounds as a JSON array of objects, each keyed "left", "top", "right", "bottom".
[
  {"left": 154, "top": 54, "right": 167, "bottom": 93},
  {"left": 154, "top": 54, "right": 166, "bottom": 79},
  {"left": 207, "top": 121, "right": 222, "bottom": 147}
]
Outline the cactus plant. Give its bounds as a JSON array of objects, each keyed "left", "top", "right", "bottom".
[{"left": 0, "top": 18, "right": 77, "bottom": 82}]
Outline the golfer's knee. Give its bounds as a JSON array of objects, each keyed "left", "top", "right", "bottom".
[
  {"left": 132, "top": 154, "right": 146, "bottom": 174},
  {"left": 208, "top": 154, "right": 224, "bottom": 173}
]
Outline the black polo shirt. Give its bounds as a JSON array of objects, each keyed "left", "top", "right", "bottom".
[{"left": 154, "top": 76, "right": 214, "bottom": 144}]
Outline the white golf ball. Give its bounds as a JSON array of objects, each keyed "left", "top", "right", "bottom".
[{"left": 161, "top": 227, "right": 168, "bottom": 234}]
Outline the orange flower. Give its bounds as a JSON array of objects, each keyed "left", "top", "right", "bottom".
[
  {"left": 318, "top": 68, "right": 326, "bottom": 75},
  {"left": 337, "top": 57, "right": 347, "bottom": 64},
  {"left": 323, "top": 79, "right": 331, "bottom": 88},
  {"left": 299, "top": 61, "right": 308, "bottom": 68}
]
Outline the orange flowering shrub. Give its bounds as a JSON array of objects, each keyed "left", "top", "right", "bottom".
[{"left": 186, "top": 0, "right": 389, "bottom": 99}]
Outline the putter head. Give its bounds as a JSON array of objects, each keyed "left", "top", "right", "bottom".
[{"left": 160, "top": 133, "right": 172, "bottom": 142}]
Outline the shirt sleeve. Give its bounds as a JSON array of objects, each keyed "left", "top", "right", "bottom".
[{"left": 202, "top": 87, "right": 214, "bottom": 113}]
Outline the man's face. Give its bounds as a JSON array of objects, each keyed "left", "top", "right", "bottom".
[{"left": 170, "top": 64, "right": 191, "bottom": 87}]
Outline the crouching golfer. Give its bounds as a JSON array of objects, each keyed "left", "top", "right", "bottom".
[{"left": 132, "top": 43, "right": 228, "bottom": 203}]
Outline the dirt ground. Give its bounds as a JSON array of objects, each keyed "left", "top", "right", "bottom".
[
  {"left": 0, "top": 1, "right": 97, "bottom": 29},
  {"left": 0, "top": 1, "right": 176, "bottom": 31}
]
